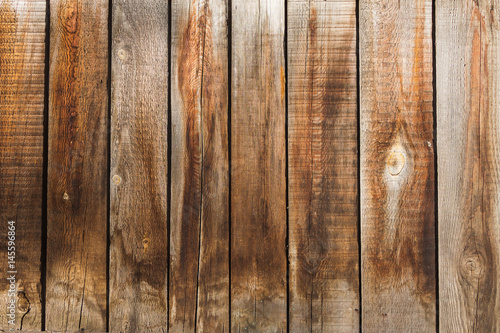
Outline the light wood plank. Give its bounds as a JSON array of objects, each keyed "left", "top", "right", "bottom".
[
  {"left": 46, "top": 0, "right": 108, "bottom": 330},
  {"left": 0, "top": 1, "right": 45, "bottom": 330},
  {"left": 170, "top": 0, "right": 229, "bottom": 331},
  {"left": 360, "top": 0, "right": 436, "bottom": 331},
  {"left": 288, "top": 0, "right": 359, "bottom": 332},
  {"left": 437, "top": 0, "right": 500, "bottom": 331},
  {"left": 231, "top": 0, "right": 287, "bottom": 331},
  {"left": 110, "top": 0, "right": 169, "bottom": 332}
]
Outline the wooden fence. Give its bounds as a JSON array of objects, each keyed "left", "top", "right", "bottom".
[{"left": 1, "top": 0, "right": 499, "bottom": 332}]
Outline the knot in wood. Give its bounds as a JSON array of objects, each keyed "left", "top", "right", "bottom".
[
  {"left": 62, "top": 192, "right": 70, "bottom": 201},
  {"left": 17, "top": 291, "right": 30, "bottom": 312},
  {"left": 112, "top": 174, "right": 122, "bottom": 185},
  {"left": 387, "top": 151, "right": 406, "bottom": 176},
  {"left": 142, "top": 237, "right": 149, "bottom": 252},
  {"left": 460, "top": 253, "right": 484, "bottom": 279},
  {"left": 117, "top": 49, "right": 127, "bottom": 60}
]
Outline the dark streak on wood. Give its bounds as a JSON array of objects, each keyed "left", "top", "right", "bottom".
[
  {"left": 170, "top": 0, "right": 229, "bottom": 331},
  {"left": 171, "top": 1, "right": 205, "bottom": 331},
  {"left": 288, "top": 2, "right": 359, "bottom": 331},
  {"left": 51, "top": 0, "right": 83, "bottom": 211}
]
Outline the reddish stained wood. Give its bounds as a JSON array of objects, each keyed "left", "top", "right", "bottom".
[
  {"left": 231, "top": 0, "right": 287, "bottom": 331},
  {"left": 360, "top": 0, "right": 436, "bottom": 331},
  {"left": 170, "top": 0, "right": 229, "bottom": 331},
  {"left": 46, "top": 0, "right": 108, "bottom": 330},
  {"left": 437, "top": 0, "right": 500, "bottom": 331},
  {"left": 109, "top": 0, "right": 169, "bottom": 332},
  {"left": 0, "top": 1, "right": 45, "bottom": 330},
  {"left": 288, "top": 1, "right": 359, "bottom": 332}
]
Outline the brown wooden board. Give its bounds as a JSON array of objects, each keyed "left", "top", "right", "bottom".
[
  {"left": 360, "top": 0, "right": 436, "bottom": 331},
  {"left": 46, "top": 0, "right": 108, "bottom": 330},
  {"left": 109, "top": 0, "right": 169, "bottom": 332},
  {"left": 231, "top": 0, "right": 287, "bottom": 331},
  {"left": 0, "top": 1, "right": 45, "bottom": 330},
  {"left": 287, "top": 0, "right": 359, "bottom": 332},
  {"left": 437, "top": 0, "right": 500, "bottom": 331},
  {"left": 170, "top": 0, "right": 229, "bottom": 331}
]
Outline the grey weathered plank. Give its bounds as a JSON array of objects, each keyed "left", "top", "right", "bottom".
[
  {"left": 0, "top": 1, "right": 45, "bottom": 330},
  {"left": 288, "top": 0, "right": 359, "bottom": 332},
  {"left": 231, "top": 0, "right": 287, "bottom": 331},
  {"left": 46, "top": 0, "right": 108, "bottom": 330},
  {"left": 170, "top": 0, "right": 229, "bottom": 331},
  {"left": 437, "top": 0, "right": 500, "bottom": 331},
  {"left": 110, "top": 0, "right": 169, "bottom": 332},
  {"left": 360, "top": 0, "right": 436, "bottom": 331}
]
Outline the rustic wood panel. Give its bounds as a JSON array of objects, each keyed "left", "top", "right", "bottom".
[
  {"left": 287, "top": 0, "right": 359, "bottom": 332},
  {"left": 231, "top": 0, "right": 287, "bottom": 331},
  {"left": 437, "top": 0, "right": 500, "bottom": 331},
  {"left": 109, "top": 0, "right": 169, "bottom": 332},
  {"left": 170, "top": 0, "right": 229, "bottom": 332},
  {"left": 360, "top": 0, "right": 436, "bottom": 331},
  {"left": 0, "top": 1, "right": 45, "bottom": 330},
  {"left": 46, "top": 0, "right": 108, "bottom": 330}
]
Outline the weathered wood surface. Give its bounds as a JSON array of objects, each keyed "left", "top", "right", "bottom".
[
  {"left": 360, "top": 0, "right": 436, "bottom": 331},
  {"left": 46, "top": 0, "right": 108, "bottom": 331},
  {"left": 5, "top": 1, "right": 500, "bottom": 332},
  {"left": 170, "top": 0, "right": 229, "bottom": 332},
  {"left": 231, "top": 0, "right": 287, "bottom": 331},
  {"left": 0, "top": 1, "right": 45, "bottom": 330},
  {"left": 109, "top": 0, "right": 169, "bottom": 332},
  {"left": 288, "top": 0, "right": 359, "bottom": 332},
  {"left": 437, "top": 0, "right": 500, "bottom": 331}
]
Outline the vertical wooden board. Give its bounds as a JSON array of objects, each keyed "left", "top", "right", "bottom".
[
  {"left": 46, "top": 0, "right": 108, "bottom": 330},
  {"left": 231, "top": 0, "right": 286, "bottom": 331},
  {"left": 170, "top": 0, "right": 229, "bottom": 332},
  {"left": 360, "top": 0, "right": 436, "bottom": 331},
  {"left": 0, "top": 1, "right": 45, "bottom": 330},
  {"left": 437, "top": 0, "right": 500, "bottom": 331},
  {"left": 288, "top": 1, "right": 359, "bottom": 332},
  {"left": 110, "top": 0, "right": 169, "bottom": 332}
]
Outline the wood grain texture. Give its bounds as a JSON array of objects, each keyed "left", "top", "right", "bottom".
[
  {"left": 0, "top": 1, "right": 45, "bottom": 330},
  {"left": 360, "top": 0, "right": 436, "bottom": 331},
  {"left": 46, "top": 0, "right": 108, "bottom": 330},
  {"left": 170, "top": 0, "right": 229, "bottom": 332},
  {"left": 288, "top": 1, "right": 359, "bottom": 332},
  {"left": 110, "top": 0, "right": 169, "bottom": 332},
  {"left": 231, "top": 0, "right": 287, "bottom": 331},
  {"left": 437, "top": 0, "right": 500, "bottom": 331}
]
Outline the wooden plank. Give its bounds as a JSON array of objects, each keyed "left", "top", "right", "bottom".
[
  {"left": 109, "top": 0, "right": 169, "bottom": 332},
  {"left": 360, "top": 0, "right": 436, "bottom": 331},
  {"left": 0, "top": 1, "right": 45, "bottom": 330},
  {"left": 231, "top": 0, "right": 286, "bottom": 331},
  {"left": 287, "top": 1, "right": 359, "bottom": 332},
  {"left": 46, "top": 0, "right": 108, "bottom": 330},
  {"left": 170, "top": 0, "right": 229, "bottom": 331},
  {"left": 437, "top": 0, "right": 500, "bottom": 331}
]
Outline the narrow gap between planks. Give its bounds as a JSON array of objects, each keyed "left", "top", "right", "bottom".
[
  {"left": 283, "top": 0, "right": 290, "bottom": 331},
  {"left": 227, "top": 0, "right": 233, "bottom": 331},
  {"left": 356, "top": 0, "right": 363, "bottom": 330},
  {"left": 431, "top": 0, "right": 439, "bottom": 331},
  {"left": 167, "top": 0, "right": 173, "bottom": 331},
  {"left": 106, "top": 0, "right": 114, "bottom": 330},
  {"left": 41, "top": 0, "right": 52, "bottom": 330}
]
